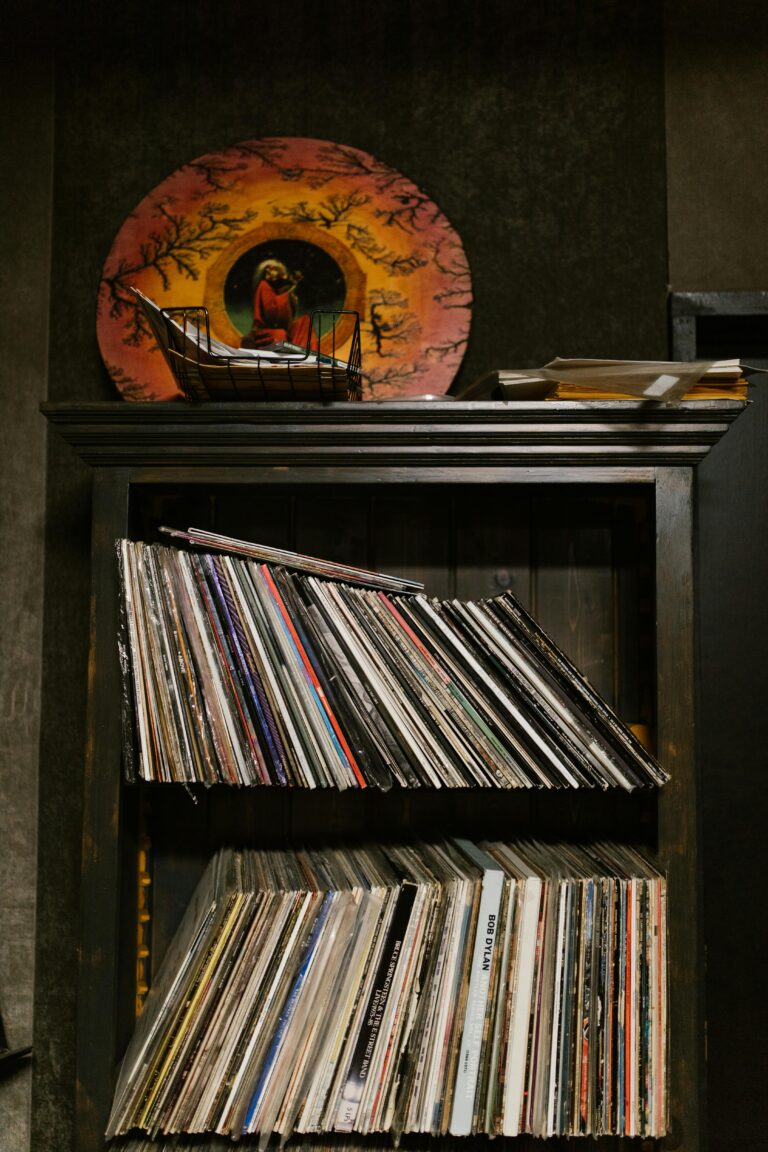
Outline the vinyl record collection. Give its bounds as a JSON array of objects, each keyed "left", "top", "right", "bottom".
[
  {"left": 118, "top": 531, "right": 667, "bottom": 791},
  {"left": 107, "top": 839, "right": 668, "bottom": 1142}
]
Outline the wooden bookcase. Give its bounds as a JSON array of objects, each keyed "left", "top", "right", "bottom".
[{"left": 43, "top": 397, "right": 745, "bottom": 1152}]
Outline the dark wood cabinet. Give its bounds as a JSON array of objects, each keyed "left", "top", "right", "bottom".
[{"left": 43, "top": 398, "right": 745, "bottom": 1152}]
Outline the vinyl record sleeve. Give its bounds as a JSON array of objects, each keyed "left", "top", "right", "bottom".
[
  {"left": 330, "top": 588, "right": 449, "bottom": 788},
  {"left": 333, "top": 880, "right": 418, "bottom": 1133},
  {"left": 388, "top": 596, "right": 526, "bottom": 788},
  {"left": 320, "top": 582, "right": 438, "bottom": 788},
  {"left": 236, "top": 561, "right": 318, "bottom": 787},
  {"left": 203, "top": 556, "right": 275, "bottom": 784},
  {"left": 276, "top": 573, "right": 391, "bottom": 790},
  {"left": 390, "top": 598, "right": 529, "bottom": 788},
  {"left": 445, "top": 601, "right": 596, "bottom": 789},
  {"left": 489, "top": 592, "right": 667, "bottom": 788},
  {"left": 106, "top": 850, "right": 228, "bottom": 1135},
  {"left": 406, "top": 598, "right": 560, "bottom": 789},
  {"left": 161, "top": 525, "right": 424, "bottom": 595},
  {"left": 297, "top": 886, "right": 388, "bottom": 1133},
  {"left": 367, "top": 592, "right": 506, "bottom": 788},
  {"left": 402, "top": 851, "right": 469, "bottom": 1133},
  {"left": 300, "top": 577, "right": 415, "bottom": 787},
  {"left": 343, "top": 589, "right": 474, "bottom": 789}
]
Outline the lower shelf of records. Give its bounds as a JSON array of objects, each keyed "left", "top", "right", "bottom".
[{"left": 108, "top": 839, "right": 668, "bottom": 1143}]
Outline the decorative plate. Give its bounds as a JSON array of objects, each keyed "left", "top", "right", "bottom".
[{"left": 97, "top": 137, "right": 472, "bottom": 401}]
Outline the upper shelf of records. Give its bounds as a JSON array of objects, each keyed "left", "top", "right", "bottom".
[
  {"left": 41, "top": 397, "right": 746, "bottom": 471},
  {"left": 119, "top": 531, "right": 667, "bottom": 791}
]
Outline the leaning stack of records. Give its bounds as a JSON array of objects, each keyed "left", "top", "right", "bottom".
[
  {"left": 118, "top": 530, "right": 667, "bottom": 791},
  {"left": 106, "top": 839, "right": 668, "bottom": 1142}
]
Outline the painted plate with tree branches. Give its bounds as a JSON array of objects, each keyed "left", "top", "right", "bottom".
[{"left": 97, "top": 137, "right": 472, "bottom": 401}]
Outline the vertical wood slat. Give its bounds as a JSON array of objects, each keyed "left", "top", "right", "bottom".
[
  {"left": 135, "top": 486, "right": 215, "bottom": 544},
  {"left": 292, "top": 493, "right": 372, "bottom": 569},
  {"left": 533, "top": 499, "right": 616, "bottom": 708},
  {"left": 372, "top": 490, "right": 453, "bottom": 597},
  {"left": 147, "top": 788, "right": 210, "bottom": 988},
  {"left": 211, "top": 489, "right": 293, "bottom": 551},
  {"left": 76, "top": 469, "right": 131, "bottom": 1152},
  {"left": 655, "top": 466, "right": 700, "bottom": 1152},
  {"left": 453, "top": 490, "right": 532, "bottom": 604},
  {"left": 614, "top": 497, "right": 654, "bottom": 731}
]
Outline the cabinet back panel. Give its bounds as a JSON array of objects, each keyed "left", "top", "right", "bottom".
[
  {"left": 142, "top": 786, "right": 659, "bottom": 995},
  {"left": 129, "top": 482, "right": 654, "bottom": 720},
  {"left": 124, "top": 482, "right": 657, "bottom": 1014}
]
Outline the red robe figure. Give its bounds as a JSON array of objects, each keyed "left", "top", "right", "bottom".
[{"left": 240, "top": 259, "right": 312, "bottom": 350}]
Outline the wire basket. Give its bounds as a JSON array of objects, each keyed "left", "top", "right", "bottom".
[{"left": 132, "top": 287, "right": 362, "bottom": 403}]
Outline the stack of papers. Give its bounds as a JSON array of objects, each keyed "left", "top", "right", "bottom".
[{"left": 459, "top": 357, "right": 748, "bottom": 402}]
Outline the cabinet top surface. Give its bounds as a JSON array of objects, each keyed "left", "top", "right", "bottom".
[{"left": 41, "top": 398, "right": 747, "bottom": 472}]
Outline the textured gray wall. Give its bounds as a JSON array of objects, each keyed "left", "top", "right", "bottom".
[
  {"left": 666, "top": 0, "right": 768, "bottom": 288},
  {"left": 0, "top": 3, "right": 762, "bottom": 1150},
  {"left": 0, "top": 8, "right": 52, "bottom": 1152}
]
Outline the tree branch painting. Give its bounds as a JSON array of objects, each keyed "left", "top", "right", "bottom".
[{"left": 97, "top": 138, "right": 472, "bottom": 400}]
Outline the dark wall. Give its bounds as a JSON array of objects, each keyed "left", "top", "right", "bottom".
[
  {"left": 49, "top": 0, "right": 669, "bottom": 407},
  {"left": 665, "top": 0, "right": 768, "bottom": 289},
  {"left": 36, "top": 4, "right": 672, "bottom": 1151}
]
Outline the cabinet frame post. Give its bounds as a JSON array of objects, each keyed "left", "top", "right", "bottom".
[
  {"left": 655, "top": 464, "right": 701, "bottom": 1152},
  {"left": 76, "top": 468, "right": 131, "bottom": 1152}
]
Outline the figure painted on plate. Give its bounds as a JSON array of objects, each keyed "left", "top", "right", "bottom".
[{"left": 240, "top": 259, "right": 312, "bottom": 350}]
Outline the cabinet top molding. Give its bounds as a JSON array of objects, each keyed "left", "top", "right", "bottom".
[{"left": 41, "top": 399, "right": 746, "bottom": 470}]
